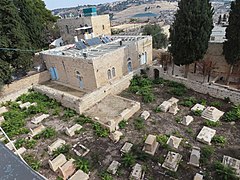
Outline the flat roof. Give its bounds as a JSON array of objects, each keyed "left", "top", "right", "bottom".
[
  {"left": 0, "top": 142, "right": 45, "bottom": 180},
  {"left": 41, "top": 36, "right": 149, "bottom": 59}
]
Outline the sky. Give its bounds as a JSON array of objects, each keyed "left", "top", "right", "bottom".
[{"left": 43, "top": 0, "right": 118, "bottom": 10}]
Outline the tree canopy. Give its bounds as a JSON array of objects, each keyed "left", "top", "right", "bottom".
[
  {"left": 223, "top": 0, "right": 240, "bottom": 66},
  {"left": 143, "top": 24, "right": 168, "bottom": 49},
  {"left": 0, "top": 0, "right": 58, "bottom": 84},
  {"left": 169, "top": 0, "right": 213, "bottom": 77}
]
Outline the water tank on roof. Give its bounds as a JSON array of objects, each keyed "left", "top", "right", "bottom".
[{"left": 83, "top": 7, "right": 97, "bottom": 17}]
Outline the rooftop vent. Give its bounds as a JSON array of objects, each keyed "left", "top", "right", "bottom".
[{"left": 83, "top": 52, "right": 88, "bottom": 58}]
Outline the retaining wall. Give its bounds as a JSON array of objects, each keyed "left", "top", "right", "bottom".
[{"left": 149, "top": 66, "right": 240, "bottom": 104}]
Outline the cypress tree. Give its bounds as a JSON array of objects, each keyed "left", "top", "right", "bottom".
[
  {"left": 169, "top": 0, "right": 213, "bottom": 78},
  {"left": 0, "top": 0, "right": 31, "bottom": 75},
  {"left": 223, "top": 0, "right": 240, "bottom": 84}
]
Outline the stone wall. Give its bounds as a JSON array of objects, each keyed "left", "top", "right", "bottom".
[
  {"left": 0, "top": 71, "right": 50, "bottom": 97},
  {"left": 149, "top": 66, "right": 240, "bottom": 105},
  {"left": 33, "top": 71, "right": 137, "bottom": 114}
]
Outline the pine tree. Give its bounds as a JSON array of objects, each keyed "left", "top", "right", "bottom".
[
  {"left": 0, "top": 0, "right": 31, "bottom": 75},
  {"left": 169, "top": 0, "right": 213, "bottom": 78},
  {"left": 223, "top": 0, "right": 240, "bottom": 84}
]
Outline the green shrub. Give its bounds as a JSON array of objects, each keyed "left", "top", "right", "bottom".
[
  {"left": 93, "top": 123, "right": 109, "bottom": 137},
  {"left": 33, "top": 127, "right": 56, "bottom": 139},
  {"left": 169, "top": 87, "right": 187, "bottom": 97},
  {"left": 53, "top": 144, "right": 71, "bottom": 158},
  {"left": 154, "top": 106, "right": 162, "bottom": 113},
  {"left": 185, "top": 128, "right": 193, "bottom": 135},
  {"left": 74, "top": 157, "right": 90, "bottom": 173},
  {"left": 15, "top": 138, "right": 36, "bottom": 149},
  {"left": 100, "top": 172, "right": 113, "bottom": 180},
  {"left": 118, "top": 120, "right": 127, "bottom": 129},
  {"left": 175, "top": 116, "right": 181, "bottom": 123},
  {"left": 212, "top": 135, "right": 227, "bottom": 146},
  {"left": 192, "top": 109, "right": 203, "bottom": 116},
  {"left": 180, "top": 97, "right": 197, "bottom": 107},
  {"left": 201, "top": 145, "right": 214, "bottom": 164},
  {"left": 200, "top": 99, "right": 208, "bottom": 106},
  {"left": 224, "top": 105, "right": 240, "bottom": 122},
  {"left": 63, "top": 108, "right": 76, "bottom": 118},
  {"left": 75, "top": 114, "right": 92, "bottom": 125},
  {"left": 214, "top": 161, "right": 238, "bottom": 180},
  {"left": 152, "top": 78, "right": 165, "bottom": 84},
  {"left": 210, "top": 101, "right": 222, "bottom": 108},
  {"left": 133, "top": 117, "right": 145, "bottom": 130},
  {"left": 122, "top": 153, "right": 136, "bottom": 167},
  {"left": 156, "top": 134, "right": 169, "bottom": 148},
  {"left": 23, "top": 154, "right": 41, "bottom": 171},
  {"left": 203, "top": 120, "right": 221, "bottom": 127},
  {"left": 15, "top": 138, "right": 26, "bottom": 149}
]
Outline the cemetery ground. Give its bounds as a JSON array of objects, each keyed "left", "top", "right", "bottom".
[{"left": 0, "top": 76, "right": 240, "bottom": 180}]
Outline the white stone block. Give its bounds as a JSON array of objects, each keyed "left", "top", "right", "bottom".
[
  {"left": 30, "top": 125, "right": 46, "bottom": 137},
  {"left": 107, "top": 160, "right": 121, "bottom": 175},
  {"left": 222, "top": 155, "right": 240, "bottom": 176},
  {"left": 189, "top": 146, "right": 200, "bottom": 167},
  {"left": 168, "top": 97, "right": 179, "bottom": 105},
  {"left": 15, "top": 147, "right": 26, "bottom": 155},
  {"left": 65, "top": 124, "right": 82, "bottom": 137},
  {"left": 130, "top": 163, "right": 143, "bottom": 180},
  {"left": 69, "top": 170, "right": 89, "bottom": 180},
  {"left": 167, "top": 136, "right": 182, "bottom": 150},
  {"left": 140, "top": 111, "right": 150, "bottom": 120},
  {"left": 49, "top": 154, "right": 67, "bottom": 172},
  {"left": 5, "top": 141, "right": 16, "bottom": 151},
  {"left": 0, "top": 116, "right": 5, "bottom": 125},
  {"left": 143, "top": 134, "right": 159, "bottom": 156},
  {"left": 19, "top": 102, "right": 32, "bottom": 109},
  {"left": 162, "top": 151, "right": 182, "bottom": 172},
  {"left": 197, "top": 126, "right": 216, "bottom": 145},
  {"left": 109, "top": 131, "right": 123, "bottom": 143},
  {"left": 0, "top": 106, "right": 8, "bottom": 115},
  {"left": 181, "top": 115, "right": 194, "bottom": 126},
  {"left": 201, "top": 106, "right": 224, "bottom": 122},
  {"left": 193, "top": 173, "right": 203, "bottom": 180},
  {"left": 191, "top": 104, "right": 205, "bottom": 112},
  {"left": 120, "top": 142, "right": 133, "bottom": 154},
  {"left": 169, "top": 103, "right": 179, "bottom": 115},
  {"left": 31, "top": 114, "right": 50, "bottom": 124},
  {"left": 48, "top": 138, "right": 66, "bottom": 154},
  {"left": 159, "top": 101, "right": 172, "bottom": 112},
  {"left": 58, "top": 158, "right": 76, "bottom": 180}
]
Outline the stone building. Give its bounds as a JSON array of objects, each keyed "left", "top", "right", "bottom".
[
  {"left": 40, "top": 36, "right": 152, "bottom": 91},
  {"left": 57, "top": 13, "right": 111, "bottom": 44}
]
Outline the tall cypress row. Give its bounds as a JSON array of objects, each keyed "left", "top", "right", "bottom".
[
  {"left": 223, "top": 0, "right": 240, "bottom": 84},
  {"left": 169, "top": 0, "right": 213, "bottom": 78}
]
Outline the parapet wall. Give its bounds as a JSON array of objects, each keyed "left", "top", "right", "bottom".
[
  {"left": 0, "top": 71, "right": 50, "bottom": 97},
  {"left": 149, "top": 66, "right": 240, "bottom": 105}
]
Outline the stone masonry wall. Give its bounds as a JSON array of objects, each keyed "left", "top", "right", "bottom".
[
  {"left": 0, "top": 71, "right": 50, "bottom": 97},
  {"left": 149, "top": 66, "right": 240, "bottom": 105}
]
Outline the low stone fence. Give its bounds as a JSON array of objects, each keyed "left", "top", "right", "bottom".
[
  {"left": 149, "top": 66, "right": 240, "bottom": 105},
  {"left": 0, "top": 71, "right": 50, "bottom": 97}
]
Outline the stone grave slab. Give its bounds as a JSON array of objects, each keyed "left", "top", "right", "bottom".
[
  {"left": 222, "top": 155, "right": 240, "bottom": 176},
  {"left": 167, "top": 136, "right": 182, "bottom": 150},
  {"left": 143, "top": 134, "right": 159, "bottom": 155},
  {"left": 0, "top": 132, "right": 6, "bottom": 142},
  {"left": 162, "top": 151, "right": 182, "bottom": 172},
  {"left": 5, "top": 141, "right": 16, "bottom": 151},
  {"left": 120, "top": 142, "right": 133, "bottom": 154},
  {"left": 201, "top": 106, "right": 224, "bottom": 122},
  {"left": 49, "top": 153, "right": 67, "bottom": 172},
  {"left": 181, "top": 115, "right": 194, "bottom": 126},
  {"left": 15, "top": 147, "right": 26, "bottom": 155},
  {"left": 191, "top": 104, "right": 205, "bottom": 112},
  {"left": 31, "top": 114, "right": 50, "bottom": 124},
  {"left": 0, "top": 106, "right": 8, "bottom": 115},
  {"left": 109, "top": 131, "right": 123, "bottom": 143},
  {"left": 140, "top": 111, "right": 150, "bottom": 120},
  {"left": 189, "top": 146, "right": 200, "bottom": 167},
  {"left": 130, "top": 163, "right": 143, "bottom": 180},
  {"left": 30, "top": 125, "right": 46, "bottom": 137},
  {"left": 197, "top": 126, "right": 216, "bottom": 145},
  {"left": 58, "top": 158, "right": 76, "bottom": 180},
  {"left": 48, "top": 138, "right": 66, "bottom": 154},
  {"left": 73, "top": 142, "right": 90, "bottom": 157},
  {"left": 65, "top": 124, "right": 82, "bottom": 137},
  {"left": 169, "top": 103, "right": 179, "bottom": 115},
  {"left": 0, "top": 116, "right": 5, "bottom": 125},
  {"left": 159, "top": 101, "right": 172, "bottom": 112},
  {"left": 19, "top": 102, "right": 32, "bottom": 109},
  {"left": 107, "top": 160, "right": 121, "bottom": 175},
  {"left": 69, "top": 170, "right": 89, "bottom": 180},
  {"left": 168, "top": 97, "right": 179, "bottom": 105},
  {"left": 193, "top": 173, "right": 203, "bottom": 180}
]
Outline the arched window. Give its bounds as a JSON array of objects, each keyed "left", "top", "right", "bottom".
[
  {"left": 112, "top": 67, "right": 116, "bottom": 77},
  {"left": 66, "top": 25, "right": 70, "bottom": 34},
  {"left": 144, "top": 52, "right": 148, "bottom": 63},
  {"left": 107, "top": 69, "right": 112, "bottom": 79},
  {"left": 127, "top": 58, "right": 133, "bottom": 73}
]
